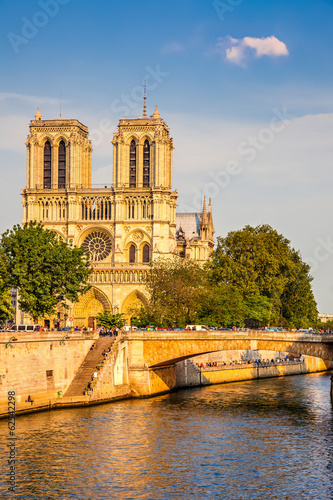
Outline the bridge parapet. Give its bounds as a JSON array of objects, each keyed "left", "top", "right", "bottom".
[{"left": 120, "top": 330, "right": 333, "bottom": 344}]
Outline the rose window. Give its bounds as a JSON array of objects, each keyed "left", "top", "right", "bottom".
[{"left": 83, "top": 231, "right": 112, "bottom": 261}]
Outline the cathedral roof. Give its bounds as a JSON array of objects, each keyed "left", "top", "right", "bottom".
[{"left": 176, "top": 213, "right": 201, "bottom": 239}]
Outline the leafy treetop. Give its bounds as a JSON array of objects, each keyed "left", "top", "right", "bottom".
[{"left": 0, "top": 221, "right": 92, "bottom": 322}]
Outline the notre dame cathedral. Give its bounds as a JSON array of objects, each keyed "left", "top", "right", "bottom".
[{"left": 21, "top": 100, "right": 214, "bottom": 327}]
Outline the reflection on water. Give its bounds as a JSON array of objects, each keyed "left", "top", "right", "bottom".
[{"left": 1, "top": 373, "right": 333, "bottom": 499}]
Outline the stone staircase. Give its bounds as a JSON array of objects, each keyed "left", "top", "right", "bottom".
[{"left": 64, "top": 337, "right": 114, "bottom": 397}]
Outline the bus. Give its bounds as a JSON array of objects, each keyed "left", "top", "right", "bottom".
[{"left": 9, "top": 324, "right": 41, "bottom": 332}]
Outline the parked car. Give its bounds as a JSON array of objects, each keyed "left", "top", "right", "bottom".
[{"left": 185, "top": 325, "right": 209, "bottom": 331}]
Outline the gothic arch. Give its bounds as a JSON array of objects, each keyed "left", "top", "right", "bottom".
[
  {"left": 142, "top": 243, "right": 150, "bottom": 263},
  {"left": 49, "top": 229, "right": 66, "bottom": 241},
  {"left": 143, "top": 139, "right": 150, "bottom": 188},
  {"left": 58, "top": 140, "right": 67, "bottom": 188},
  {"left": 129, "top": 139, "right": 137, "bottom": 188},
  {"left": 124, "top": 228, "right": 150, "bottom": 245},
  {"left": 40, "top": 135, "right": 54, "bottom": 147},
  {"left": 53, "top": 135, "right": 69, "bottom": 147},
  {"left": 126, "top": 134, "right": 139, "bottom": 145},
  {"left": 138, "top": 134, "right": 153, "bottom": 145},
  {"left": 43, "top": 141, "right": 52, "bottom": 189},
  {"left": 121, "top": 290, "right": 148, "bottom": 325},
  {"left": 73, "top": 287, "right": 111, "bottom": 327}
]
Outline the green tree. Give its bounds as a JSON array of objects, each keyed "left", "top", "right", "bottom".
[
  {"left": 280, "top": 248, "right": 318, "bottom": 328},
  {"left": 140, "top": 257, "right": 251, "bottom": 328},
  {"left": 95, "top": 311, "right": 124, "bottom": 329},
  {"left": 197, "top": 283, "right": 246, "bottom": 327},
  {"left": 142, "top": 257, "right": 208, "bottom": 326},
  {"left": 243, "top": 294, "right": 273, "bottom": 327},
  {"left": 0, "top": 248, "right": 14, "bottom": 323},
  {"left": 209, "top": 224, "right": 317, "bottom": 328},
  {"left": 0, "top": 289, "right": 14, "bottom": 324},
  {"left": 0, "top": 221, "right": 92, "bottom": 322}
]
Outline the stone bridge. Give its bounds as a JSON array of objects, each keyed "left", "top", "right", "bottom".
[{"left": 116, "top": 330, "right": 333, "bottom": 396}]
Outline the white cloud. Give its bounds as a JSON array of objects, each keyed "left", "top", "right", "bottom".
[{"left": 216, "top": 35, "right": 289, "bottom": 66}]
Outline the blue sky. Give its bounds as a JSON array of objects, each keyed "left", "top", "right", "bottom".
[{"left": 0, "top": 0, "right": 333, "bottom": 313}]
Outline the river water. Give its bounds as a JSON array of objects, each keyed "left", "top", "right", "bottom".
[{"left": 1, "top": 372, "right": 333, "bottom": 499}]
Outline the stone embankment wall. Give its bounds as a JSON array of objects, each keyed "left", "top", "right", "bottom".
[
  {"left": 0, "top": 331, "right": 97, "bottom": 405},
  {"left": 175, "top": 355, "right": 327, "bottom": 388},
  {"left": 0, "top": 332, "right": 132, "bottom": 418}
]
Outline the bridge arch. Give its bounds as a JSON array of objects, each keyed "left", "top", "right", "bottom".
[{"left": 123, "top": 332, "right": 333, "bottom": 369}]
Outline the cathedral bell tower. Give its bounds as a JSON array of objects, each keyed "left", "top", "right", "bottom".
[
  {"left": 22, "top": 109, "right": 92, "bottom": 226},
  {"left": 111, "top": 101, "right": 178, "bottom": 262},
  {"left": 112, "top": 104, "right": 173, "bottom": 190}
]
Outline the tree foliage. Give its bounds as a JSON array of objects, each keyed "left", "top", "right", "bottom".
[
  {"left": 209, "top": 224, "right": 318, "bottom": 327},
  {"left": 95, "top": 311, "right": 124, "bottom": 329},
  {"left": 0, "top": 289, "right": 14, "bottom": 324},
  {"left": 0, "top": 247, "right": 14, "bottom": 323},
  {"left": 138, "top": 225, "right": 318, "bottom": 329},
  {"left": 140, "top": 257, "right": 255, "bottom": 327},
  {"left": 143, "top": 257, "right": 207, "bottom": 326},
  {"left": 0, "top": 221, "right": 92, "bottom": 322}
]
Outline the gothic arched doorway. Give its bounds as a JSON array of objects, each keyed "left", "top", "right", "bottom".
[
  {"left": 121, "top": 290, "right": 147, "bottom": 326},
  {"left": 73, "top": 287, "right": 111, "bottom": 328}
]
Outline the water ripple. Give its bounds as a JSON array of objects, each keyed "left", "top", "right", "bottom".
[{"left": 1, "top": 373, "right": 333, "bottom": 499}]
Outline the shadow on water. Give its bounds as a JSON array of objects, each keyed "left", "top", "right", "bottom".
[{"left": 154, "top": 373, "right": 333, "bottom": 424}]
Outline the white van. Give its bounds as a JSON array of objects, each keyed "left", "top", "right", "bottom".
[
  {"left": 185, "top": 325, "right": 208, "bottom": 331},
  {"left": 122, "top": 326, "right": 138, "bottom": 332},
  {"left": 10, "top": 324, "right": 41, "bottom": 332}
]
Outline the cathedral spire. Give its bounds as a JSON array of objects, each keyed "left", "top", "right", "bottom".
[
  {"left": 35, "top": 108, "right": 42, "bottom": 121},
  {"left": 143, "top": 80, "right": 147, "bottom": 117},
  {"left": 153, "top": 105, "right": 160, "bottom": 119},
  {"left": 202, "top": 196, "right": 208, "bottom": 225},
  {"left": 207, "top": 198, "right": 215, "bottom": 240}
]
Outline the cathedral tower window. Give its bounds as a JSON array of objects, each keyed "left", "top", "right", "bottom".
[
  {"left": 43, "top": 141, "right": 51, "bottom": 189},
  {"left": 58, "top": 140, "right": 66, "bottom": 188},
  {"left": 142, "top": 244, "right": 150, "bottom": 263},
  {"left": 129, "top": 244, "right": 136, "bottom": 263},
  {"left": 129, "top": 140, "right": 136, "bottom": 188},
  {"left": 143, "top": 140, "right": 150, "bottom": 187}
]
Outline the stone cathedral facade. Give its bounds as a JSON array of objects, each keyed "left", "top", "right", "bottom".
[{"left": 22, "top": 105, "right": 214, "bottom": 327}]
